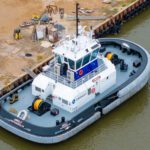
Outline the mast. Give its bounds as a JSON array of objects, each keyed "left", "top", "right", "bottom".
[{"left": 76, "top": 3, "right": 79, "bottom": 37}]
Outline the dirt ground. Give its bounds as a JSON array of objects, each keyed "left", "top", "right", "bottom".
[
  {"left": 0, "top": 0, "right": 136, "bottom": 89},
  {"left": 0, "top": 0, "right": 47, "bottom": 88}
]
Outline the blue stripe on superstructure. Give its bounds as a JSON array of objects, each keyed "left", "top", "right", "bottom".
[{"left": 74, "top": 59, "right": 98, "bottom": 80}]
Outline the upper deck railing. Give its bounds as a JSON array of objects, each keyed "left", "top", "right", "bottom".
[{"left": 43, "top": 59, "right": 107, "bottom": 89}]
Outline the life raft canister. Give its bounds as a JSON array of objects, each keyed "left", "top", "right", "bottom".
[{"left": 79, "top": 69, "right": 83, "bottom": 76}]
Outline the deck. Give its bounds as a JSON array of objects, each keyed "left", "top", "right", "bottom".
[{"left": 2, "top": 44, "right": 141, "bottom": 127}]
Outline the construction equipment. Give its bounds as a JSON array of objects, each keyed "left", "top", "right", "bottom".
[
  {"left": 32, "top": 14, "right": 40, "bottom": 21},
  {"left": 32, "top": 25, "right": 37, "bottom": 41},
  {"left": 49, "top": 28, "right": 59, "bottom": 43},
  {"left": 9, "top": 93, "right": 19, "bottom": 104},
  {"left": 59, "top": 8, "right": 64, "bottom": 19},
  {"left": 13, "top": 28, "right": 22, "bottom": 40},
  {"left": 40, "top": 14, "right": 51, "bottom": 23},
  {"left": 46, "top": 5, "right": 58, "bottom": 16},
  {"left": 20, "top": 21, "right": 35, "bottom": 28}
]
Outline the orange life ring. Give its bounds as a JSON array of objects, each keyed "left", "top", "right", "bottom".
[{"left": 79, "top": 69, "right": 83, "bottom": 76}]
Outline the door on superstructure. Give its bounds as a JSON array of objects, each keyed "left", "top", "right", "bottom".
[
  {"left": 60, "top": 63, "right": 68, "bottom": 76},
  {"left": 94, "top": 76, "right": 101, "bottom": 95},
  {"left": 95, "top": 81, "right": 99, "bottom": 94}
]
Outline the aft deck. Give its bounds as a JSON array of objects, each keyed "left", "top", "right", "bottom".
[{"left": 2, "top": 43, "right": 141, "bottom": 128}]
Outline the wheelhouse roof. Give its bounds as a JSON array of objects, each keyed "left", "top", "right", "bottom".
[{"left": 53, "top": 35, "right": 101, "bottom": 61}]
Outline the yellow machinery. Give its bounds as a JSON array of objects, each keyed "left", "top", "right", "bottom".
[
  {"left": 9, "top": 94, "right": 19, "bottom": 104},
  {"left": 32, "top": 14, "right": 40, "bottom": 21},
  {"left": 14, "top": 28, "right": 22, "bottom": 40},
  {"left": 30, "top": 98, "right": 51, "bottom": 116},
  {"left": 33, "top": 99, "right": 43, "bottom": 111},
  {"left": 106, "top": 52, "right": 113, "bottom": 60},
  {"left": 15, "top": 33, "right": 22, "bottom": 40}
]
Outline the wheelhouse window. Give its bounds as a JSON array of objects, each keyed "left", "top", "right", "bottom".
[
  {"left": 56, "top": 55, "right": 62, "bottom": 64},
  {"left": 76, "top": 58, "right": 82, "bottom": 70},
  {"left": 90, "top": 49, "right": 99, "bottom": 61},
  {"left": 64, "top": 57, "right": 68, "bottom": 62},
  {"left": 82, "top": 53, "right": 91, "bottom": 66},
  {"left": 68, "top": 59, "right": 75, "bottom": 70},
  {"left": 91, "top": 44, "right": 99, "bottom": 49}
]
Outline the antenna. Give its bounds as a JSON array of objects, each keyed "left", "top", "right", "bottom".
[
  {"left": 90, "top": 26, "right": 93, "bottom": 40},
  {"left": 76, "top": 3, "right": 79, "bottom": 37}
]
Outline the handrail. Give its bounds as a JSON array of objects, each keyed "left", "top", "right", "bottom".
[{"left": 43, "top": 63, "right": 107, "bottom": 88}]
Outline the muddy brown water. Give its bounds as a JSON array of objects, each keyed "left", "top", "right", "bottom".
[{"left": 0, "top": 4, "right": 150, "bottom": 150}]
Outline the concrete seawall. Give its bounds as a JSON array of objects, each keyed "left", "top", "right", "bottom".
[{"left": 94, "top": 0, "right": 150, "bottom": 37}]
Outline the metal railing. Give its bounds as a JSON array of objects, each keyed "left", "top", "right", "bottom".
[{"left": 43, "top": 60, "right": 107, "bottom": 89}]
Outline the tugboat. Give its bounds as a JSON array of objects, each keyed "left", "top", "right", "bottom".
[{"left": 0, "top": 3, "right": 150, "bottom": 144}]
